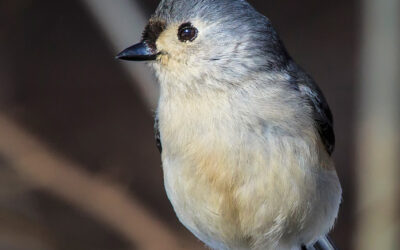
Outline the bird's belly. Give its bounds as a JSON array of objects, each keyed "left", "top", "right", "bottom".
[
  {"left": 163, "top": 156, "right": 245, "bottom": 250},
  {"left": 157, "top": 95, "right": 341, "bottom": 249},
  {"left": 162, "top": 148, "right": 342, "bottom": 250}
]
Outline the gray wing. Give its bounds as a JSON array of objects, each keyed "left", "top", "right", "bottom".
[
  {"left": 154, "top": 115, "right": 162, "bottom": 153},
  {"left": 299, "top": 81, "right": 335, "bottom": 155},
  {"left": 288, "top": 63, "right": 335, "bottom": 155}
]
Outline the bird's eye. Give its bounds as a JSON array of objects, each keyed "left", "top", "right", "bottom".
[{"left": 178, "top": 23, "right": 198, "bottom": 42}]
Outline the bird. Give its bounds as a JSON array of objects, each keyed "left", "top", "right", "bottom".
[{"left": 116, "top": 0, "right": 342, "bottom": 249}]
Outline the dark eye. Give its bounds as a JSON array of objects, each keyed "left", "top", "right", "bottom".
[{"left": 178, "top": 23, "right": 198, "bottom": 42}]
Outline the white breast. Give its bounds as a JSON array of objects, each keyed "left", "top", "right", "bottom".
[{"left": 157, "top": 87, "right": 341, "bottom": 250}]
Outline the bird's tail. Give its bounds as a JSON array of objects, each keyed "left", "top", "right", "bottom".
[{"left": 303, "top": 235, "right": 338, "bottom": 250}]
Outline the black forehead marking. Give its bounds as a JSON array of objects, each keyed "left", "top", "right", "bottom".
[{"left": 142, "top": 21, "right": 166, "bottom": 50}]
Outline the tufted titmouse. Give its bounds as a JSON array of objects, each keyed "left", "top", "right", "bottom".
[{"left": 117, "top": 0, "right": 342, "bottom": 249}]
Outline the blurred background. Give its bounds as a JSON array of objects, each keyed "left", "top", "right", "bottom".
[{"left": 0, "top": 0, "right": 399, "bottom": 249}]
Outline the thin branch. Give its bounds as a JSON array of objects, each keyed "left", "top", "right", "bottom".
[{"left": 0, "top": 113, "right": 195, "bottom": 250}]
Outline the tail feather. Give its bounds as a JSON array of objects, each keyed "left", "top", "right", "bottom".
[{"left": 302, "top": 235, "right": 338, "bottom": 250}]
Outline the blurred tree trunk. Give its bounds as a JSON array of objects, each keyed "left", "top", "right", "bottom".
[{"left": 355, "top": 0, "right": 400, "bottom": 249}]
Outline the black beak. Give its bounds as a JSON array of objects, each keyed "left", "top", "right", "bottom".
[{"left": 116, "top": 42, "right": 158, "bottom": 61}]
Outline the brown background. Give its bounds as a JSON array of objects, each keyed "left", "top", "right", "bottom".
[{"left": 0, "top": 0, "right": 362, "bottom": 249}]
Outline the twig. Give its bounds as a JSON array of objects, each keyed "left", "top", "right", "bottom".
[{"left": 0, "top": 113, "right": 192, "bottom": 250}]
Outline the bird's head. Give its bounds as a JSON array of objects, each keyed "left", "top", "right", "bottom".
[{"left": 117, "top": 0, "right": 290, "bottom": 89}]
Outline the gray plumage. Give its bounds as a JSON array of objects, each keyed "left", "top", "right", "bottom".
[
  {"left": 152, "top": 0, "right": 335, "bottom": 155},
  {"left": 118, "top": 0, "right": 342, "bottom": 249}
]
